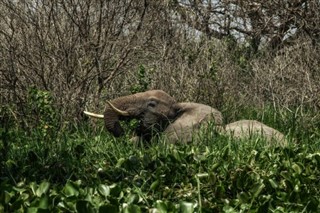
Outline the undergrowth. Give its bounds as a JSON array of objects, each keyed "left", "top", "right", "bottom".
[
  {"left": 1, "top": 107, "right": 320, "bottom": 212},
  {"left": 0, "top": 97, "right": 320, "bottom": 212}
]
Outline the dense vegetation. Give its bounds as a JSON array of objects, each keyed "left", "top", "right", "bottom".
[
  {"left": 1, "top": 0, "right": 320, "bottom": 212},
  {"left": 1, "top": 99, "right": 320, "bottom": 212}
]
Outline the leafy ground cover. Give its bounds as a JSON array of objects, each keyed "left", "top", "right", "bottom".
[{"left": 1, "top": 114, "right": 320, "bottom": 212}]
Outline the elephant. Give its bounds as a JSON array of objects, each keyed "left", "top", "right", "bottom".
[
  {"left": 84, "top": 92, "right": 224, "bottom": 142},
  {"left": 161, "top": 103, "right": 287, "bottom": 146},
  {"left": 221, "top": 120, "right": 288, "bottom": 146},
  {"left": 84, "top": 90, "right": 178, "bottom": 140},
  {"left": 162, "top": 102, "right": 224, "bottom": 143},
  {"left": 84, "top": 90, "right": 287, "bottom": 146}
]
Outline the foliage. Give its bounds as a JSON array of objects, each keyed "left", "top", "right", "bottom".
[
  {"left": 130, "top": 65, "right": 150, "bottom": 94},
  {"left": 26, "top": 87, "right": 58, "bottom": 138},
  {"left": 1, "top": 106, "right": 320, "bottom": 212}
]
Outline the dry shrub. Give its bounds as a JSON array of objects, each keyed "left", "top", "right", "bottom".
[
  {"left": 250, "top": 40, "right": 320, "bottom": 110},
  {"left": 0, "top": 0, "right": 319, "bottom": 131}
]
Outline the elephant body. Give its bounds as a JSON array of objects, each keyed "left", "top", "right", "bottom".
[
  {"left": 163, "top": 102, "right": 223, "bottom": 143},
  {"left": 222, "top": 120, "right": 288, "bottom": 146}
]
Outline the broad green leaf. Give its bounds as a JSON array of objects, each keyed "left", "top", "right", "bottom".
[
  {"left": 150, "top": 180, "right": 160, "bottom": 191},
  {"left": 3, "top": 191, "right": 14, "bottom": 204},
  {"left": 63, "top": 182, "right": 79, "bottom": 197},
  {"left": 127, "top": 193, "right": 139, "bottom": 204},
  {"left": 29, "top": 182, "right": 37, "bottom": 195},
  {"left": 20, "top": 192, "right": 29, "bottom": 201},
  {"left": 180, "top": 201, "right": 194, "bottom": 213},
  {"left": 27, "top": 207, "right": 38, "bottom": 213},
  {"left": 268, "top": 179, "right": 278, "bottom": 189},
  {"left": 38, "top": 196, "right": 49, "bottom": 209},
  {"left": 123, "top": 204, "right": 141, "bottom": 213},
  {"left": 98, "top": 184, "right": 110, "bottom": 197},
  {"left": 116, "top": 158, "right": 125, "bottom": 167},
  {"left": 155, "top": 200, "right": 167, "bottom": 213},
  {"left": 251, "top": 182, "right": 265, "bottom": 198},
  {"left": 36, "top": 181, "right": 50, "bottom": 197},
  {"left": 292, "top": 163, "right": 302, "bottom": 174},
  {"left": 237, "top": 192, "right": 250, "bottom": 203}
]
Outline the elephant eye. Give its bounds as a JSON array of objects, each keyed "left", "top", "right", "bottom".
[{"left": 147, "top": 100, "right": 157, "bottom": 108}]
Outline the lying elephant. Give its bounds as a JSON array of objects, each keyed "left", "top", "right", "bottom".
[
  {"left": 84, "top": 91, "right": 223, "bottom": 142},
  {"left": 162, "top": 102, "right": 224, "bottom": 143},
  {"left": 84, "top": 90, "right": 287, "bottom": 146},
  {"left": 221, "top": 120, "right": 288, "bottom": 146},
  {"left": 160, "top": 103, "right": 287, "bottom": 146}
]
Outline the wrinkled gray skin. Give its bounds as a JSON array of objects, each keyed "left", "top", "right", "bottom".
[
  {"left": 162, "top": 102, "right": 224, "bottom": 143},
  {"left": 221, "top": 120, "right": 288, "bottom": 146},
  {"left": 154, "top": 103, "right": 287, "bottom": 146},
  {"left": 102, "top": 90, "right": 177, "bottom": 138}
]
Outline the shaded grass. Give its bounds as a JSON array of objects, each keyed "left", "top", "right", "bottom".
[{"left": 1, "top": 107, "right": 320, "bottom": 212}]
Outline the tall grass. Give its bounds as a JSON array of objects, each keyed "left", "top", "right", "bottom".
[{"left": 1, "top": 106, "right": 320, "bottom": 212}]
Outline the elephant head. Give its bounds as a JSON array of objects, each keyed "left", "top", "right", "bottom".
[{"left": 84, "top": 90, "right": 178, "bottom": 138}]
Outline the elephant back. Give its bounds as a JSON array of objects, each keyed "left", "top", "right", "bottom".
[{"left": 163, "top": 102, "right": 223, "bottom": 143}]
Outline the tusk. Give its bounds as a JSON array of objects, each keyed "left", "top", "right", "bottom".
[
  {"left": 107, "top": 101, "right": 130, "bottom": 116},
  {"left": 83, "top": 111, "right": 104, "bottom": 119}
]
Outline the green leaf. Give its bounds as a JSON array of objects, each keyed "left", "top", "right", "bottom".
[
  {"left": 223, "top": 205, "right": 237, "bottom": 213},
  {"left": 251, "top": 182, "right": 265, "bottom": 198},
  {"left": 211, "top": 162, "right": 220, "bottom": 171},
  {"left": 36, "top": 181, "right": 50, "bottom": 197},
  {"left": 150, "top": 180, "right": 160, "bottom": 191},
  {"left": 292, "top": 163, "right": 302, "bottom": 174},
  {"left": 123, "top": 204, "right": 141, "bottom": 213},
  {"left": 3, "top": 191, "right": 14, "bottom": 204},
  {"left": 63, "top": 182, "right": 79, "bottom": 197},
  {"left": 268, "top": 179, "right": 278, "bottom": 189},
  {"left": 98, "top": 184, "right": 110, "bottom": 197},
  {"left": 27, "top": 207, "right": 38, "bottom": 213},
  {"left": 237, "top": 192, "right": 250, "bottom": 203},
  {"left": 155, "top": 200, "right": 167, "bottom": 213},
  {"left": 180, "top": 201, "right": 194, "bottom": 213},
  {"left": 127, "top": 193, "right": 139, "bottom": 204},
  {"left": 29, "top": 182, "right": 38, "bottom": 195},
  {"left": 116, "top": 158, "right": 126, "bottom": 167},
  {"left": 38, "top": 196, "right": 49, "bottom": 209}
]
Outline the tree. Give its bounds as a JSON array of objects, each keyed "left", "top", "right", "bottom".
[{"left": 170, "top": 0, "right": 320, "bottom": 52}]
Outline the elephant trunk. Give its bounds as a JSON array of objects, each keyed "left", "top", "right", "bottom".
[
  {"left": 103, "top": 95, "right": 138, "bottom": 137},
  {"left": 103, "top": 90, "right": 177, "bottom": 138}
]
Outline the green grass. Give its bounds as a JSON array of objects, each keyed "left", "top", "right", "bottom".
[{"left": 1, "top": 110, "right": 320, "bottom": 212}]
